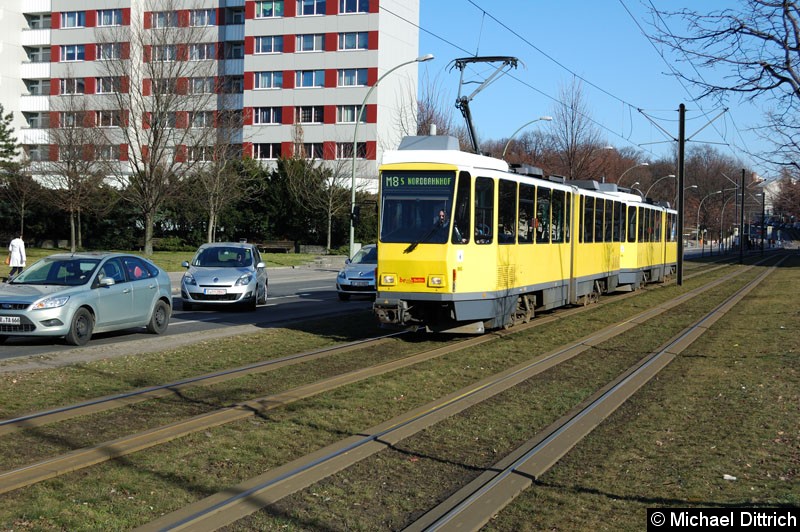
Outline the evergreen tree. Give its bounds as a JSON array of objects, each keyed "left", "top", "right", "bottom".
[{"left": 0, "top": 103, "right": 18, "bottom": 163}]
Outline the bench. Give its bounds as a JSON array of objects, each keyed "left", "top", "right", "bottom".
[{"left": 257, "top": 240, "right": 295, "bottom": 253}]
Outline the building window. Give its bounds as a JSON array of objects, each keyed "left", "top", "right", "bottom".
[
  {"left": 226, "top": 42, "right": 244, "bottom": 59},
  {"left": 297, "top": 34, "right": 324, "bottom": 52},
  {"left": 255, "top": 1, "right": 284, "bottom": 18},
  {"left": 190, "top": 146, "right": 214, "bottom": 161},
  {"left": 152, "top": 78, "right": 177, "bottom": 94},
  {"left": 338, "top": 31, "right": 368, "bottom": 50},
  {"left": 221, "top": 76, "right": 244, "bottom": 93},
  {"left": 295, "top": 70, "right": 324, "bottom": 88},
  {"left": 189, "top": 77, "right": 215, "bottom": 94},
  {"left": 60, "top": 112, "right": 81, "bottom": 128},
  {"left": 97, "top": 43, "right": 122, "bottom": 60},
  {"left": 254, "top": 143, "right": 282, "bottom": 159},
  {"left": 253, "top": 107, "right": 282, "bottom": 125},
  {"left": 152, "top": 45, "right": 177, "bottom": 62},
  {"left": 26, "top": 47, "right": 51, "bottom": 63},
  {"left": 190, "top": 9, "right": 216, "bottom": 27},
  {"left": 61, "top": 11, "right": 86, "bottom": 28},
  {"left": 336, "top": 105, "right": 365, "bottom": 123},
  {"left": 96, "top": 110, "right": 121, "bottom": 127},
  {"left": 227, "top": 8, "right": 245, "bottom": 24},
  {"left": 338, "top": 68, "right": 367, "bottom": 87},
  {"left": 254, "top": 36, "right": 283, "bottom": 54},
  {"left": 97, "top": 145, "right": 121, "bottom": 160},
  {"left": 339, "top": 0, "right": 368, "bottom": 14},
  {"left": 25, "top": 145, "right": 48, "bottom": 161},
  {"left": 152, "top": 11, "right": 178, "bottom": 28},
  {"left": 63, "top": 45, "right": 86, "bottom": 62},
  {"left": 190, "top": 43, "right": 216, "bottom": 61},
  {"left": 60, "top": 145, "right": 82, "bottom": 161},
  {"left": 295, "top": 106, "right": 323, "bottom": 123},
  {"left": 96, "top": 77, "right": 121, "bottom": 94},
  {"left": 97, "top": 9, "right": 122, "bottom": 27},
  {"left": 190, "top": 111, "right": 214, "bottom": 128},
  {"left": 336, "top": 142, "right": 366, "bottom": 159},
  {"left": 23, "top": 112, "right": 49, "bottom": 129},
  {"left": 60, "top": 78, "right": 85, "bottom": 95},
  {"left": 254, "top": 71, "right": 282, "bottom": 89},
  {"left": 295, "top": 143, "right": 323, "bottom": 159},
  {"left": 297, "top": 0, "right": 326, "bottom": 15}
]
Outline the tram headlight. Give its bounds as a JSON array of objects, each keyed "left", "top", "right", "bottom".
[
  {"left": 380, "top": 273, "right": 396, "bottom": 286},
  {"left": 428, "top": 275, "right": 445, "bottom": 288}
]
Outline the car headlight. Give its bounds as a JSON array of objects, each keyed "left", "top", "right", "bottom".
[
  {"left": 235, "top": 273, "right": 253, "bottom": 286},
  {"left": 338, "top": 270, "right": 346, "bottom": 280},
  {"left": 31, "top": 295, "right": 70, "bottom": 310},
  {"left": 183, "top": 274, "right": 196, "bottom": 286}
]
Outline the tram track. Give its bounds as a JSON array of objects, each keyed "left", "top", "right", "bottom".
[{"left": 129, "top": 258, "right": 779, "bottom": 531}]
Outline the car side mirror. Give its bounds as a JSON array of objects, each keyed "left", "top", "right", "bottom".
[
  {"left": 181, "top": 261, "right": 190, "bottom": 268},
  {"left": 99, "top": 276, "right": 115, "bottom": 287},
  {"left": 256, "top": 261, "right": 266, "bottom": 269},
  {"left": 345, "top": 258, "right": 351, "bottom": 265}
]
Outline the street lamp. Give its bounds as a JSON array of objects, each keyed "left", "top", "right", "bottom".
[
  {"left": 574, "top": 145, "right": 614, "bottom": 178},
  {"left": 696, "top": 190, "right": 722, "bottom": 255},
  {"left": 349, "top": 53, "right": 434, "bottom": 258},
  {"left": 644, "top": 174, "right": 676, "bottom": 198},
  {"left": 501, "top": 116, "right": 553, "bottom": 159},
  {"left": 676, "top": 184, "right": 697, "bottom": 209},
  {"left": 617, "top": 162, "right": 649, "bottom": 186}
]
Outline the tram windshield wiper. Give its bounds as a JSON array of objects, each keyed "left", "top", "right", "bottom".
[{"left": 404, "top": 224, "right": 446, "bottom": 254}]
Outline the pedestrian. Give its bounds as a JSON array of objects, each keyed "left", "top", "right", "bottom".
[{"left": 8, "top": 234, "right": 26, "bottom": 279}]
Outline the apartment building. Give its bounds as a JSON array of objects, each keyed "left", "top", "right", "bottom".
[{"left": 1, "top": 0, "right": 422, "bottom": 185}]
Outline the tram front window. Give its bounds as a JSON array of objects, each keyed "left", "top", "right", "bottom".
[{"left": 379, "top": 170, "right": 456, "bottom": 244}]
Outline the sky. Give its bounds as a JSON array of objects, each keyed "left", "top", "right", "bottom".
[{"left": 396, "top": 0, "right": 770, "bottom": 176}]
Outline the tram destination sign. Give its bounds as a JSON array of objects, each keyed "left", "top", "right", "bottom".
[{"left": 382, "top": 171, "right": 455, "bottom": 193}]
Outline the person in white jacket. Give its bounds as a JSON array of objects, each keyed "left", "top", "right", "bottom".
[{"left": 8, "top": 234, "right": 26, "bottom": 279}]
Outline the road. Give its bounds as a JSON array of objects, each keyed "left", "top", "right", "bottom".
[{"left": 0, "top": 263, "right": 374, "bottom": 363}]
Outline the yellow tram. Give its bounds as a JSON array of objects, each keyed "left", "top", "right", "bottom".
[{"left": 373, "top": 135, "right": 677, "bottom": 333}]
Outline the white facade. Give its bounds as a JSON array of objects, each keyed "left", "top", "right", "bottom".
[{"left": 2, "top": 0, "right": 421, "bottom": 187}]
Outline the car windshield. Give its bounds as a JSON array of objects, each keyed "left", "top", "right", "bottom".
[
  {"left": 12, "top": 257, "right": 100, "bottom": 286},
  {"left": 193, "top": 247, "right": 252, "bottom": 268},
  {"left": 351, "top": 246, "right": 377, "bottom": 265}
]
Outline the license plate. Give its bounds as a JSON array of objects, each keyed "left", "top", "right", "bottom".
[
  {"left": 351, "top": 281, "right": 369, "bottom": 287},
  {"left": 204, "top": 289, "right": 227, "bottom": 295},
  {"left": 0, "top": 316, "right": 20, "bottom": 325}
]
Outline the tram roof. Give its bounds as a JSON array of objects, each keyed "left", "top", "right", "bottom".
[{"left": 382, "top": 135, "right": 510, "bottom": 173}]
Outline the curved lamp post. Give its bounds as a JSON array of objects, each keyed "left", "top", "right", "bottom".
[
  {"left": 696, "top": 190, "right": 722, "bottom": 254},
  {"left": 501, "top": 116, "right": 552, "bottom": 159},
  {"left": 644, "top": 174, "right": 676, "bottom": 197},
  {"left": 349, "top": 53, "right": 434, "bottom": 258},
  {"left": 617, "top": 162, "right": 649, "bottom": 186}
]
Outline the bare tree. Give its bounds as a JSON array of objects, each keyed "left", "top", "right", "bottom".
[
  {"left": 93, "top": 0, "right": 226, "bottom": 254},
  {"left": 0, "top": 161, "right": 41, "bottom": 237},
  {"left": 549, "top": 79, "right": 607, "bottom": 179},
  {"left": 649, "top": 1, "right": 800, "bottom": 166}
]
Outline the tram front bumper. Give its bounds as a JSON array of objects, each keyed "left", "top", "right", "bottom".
[{"left": 373, "top": 298, "right": 411, "bottom": 326}]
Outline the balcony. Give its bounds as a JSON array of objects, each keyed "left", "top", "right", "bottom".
[
  {"left": 21, "top": 29, "right": 51, "bottom": 47},
  {"left": 20, "top": 62, "right": 51, "bottom": 80},
  {"left": 19, "top": 128, "right": 49, "bottom": 145},
  {"left": 223, "top": 24, "right": 244, "bottom": 41},
  {"left": 23, "top": 0, "right": 52, "bottom": 14}
]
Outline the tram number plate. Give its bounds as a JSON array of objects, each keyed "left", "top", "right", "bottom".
[
  {"left": 204, "top": 289, "right": 226, "bottom": 295},
  {"left": 351, "top": 281, "right": 369, "bottom": 287},
  {"left": 0, "top": 316, "right": 20, "bottom": 325}
]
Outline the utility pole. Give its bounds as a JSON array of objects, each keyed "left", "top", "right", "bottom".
[
  {"left": 740, "top": 169, "right": 745, "bottom": 264},
  {"left": 677, "top": 104, "right": 686, "bottom": 285}
]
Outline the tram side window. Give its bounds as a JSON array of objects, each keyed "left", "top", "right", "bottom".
[
  {"left": 536, "top": 187, "right": 551, "bottom": 243},
  {"left": 518, "top": 183, "right": 535, "bottom": 244},
  {"left": 498, "top": 179, "right": 517, "bottom": 244},
  {"left": 655, "top": 211, "right": 663, "bottom": 241},
  {"left": 565, "top": 192, "right": 572, "bottom": 242},
  {"left": 594, "top": 198, "right": 606, "bottom": 242},
  {"left": 551, "top": 190, "right": 566, "bottom": 243},
  {"left": 668, "top": 213, "right": 677, "bottom": 242},
  {"left": 604, "top": 199, "right": 614, "bottom": 242},
  {"left": 452, "top": 172, "right": 471, "bottom": 244},
  {"left": 582, "top": 196, "right": 595, "bottom": 243},
  {"left": 638, "top": 207, "right": 646, "bottom": 242},
  {"left": 613, "top": 201, "right": 623, "bottom": 242},
  {"left": 475, "top": 177, "right": 494, "bottom": 244},
  {"left": 627, "top": 205, "right": 637, "bottom": 243}
]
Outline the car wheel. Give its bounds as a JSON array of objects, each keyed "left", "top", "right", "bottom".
[
  {"left": 246, "top": 289, "right": 257, "bottom": 311},
  {"left": 146, "top": 300, "right": 170, "bottom": 334},
  {"left": 338, "top": 292, "right": 351, "bottom": 301},
  {"left": 65, "top": 308, "right": 94, "bottom": 346},
  {"left": 257, "top": 283, "right": 268, "bottom": 305}
]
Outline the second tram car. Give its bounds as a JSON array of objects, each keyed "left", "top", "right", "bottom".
[{"left": 373, "top": 135, "right": 677, "bottom": 333}]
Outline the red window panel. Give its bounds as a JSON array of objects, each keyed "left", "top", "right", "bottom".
[
  {"left": 84, "top": 44, "right": 96, "bottom": 61},
  {"left": 49, "top": 145, "right": 59, "bottom": 161},
  {"left": 283, "top": 71, "right": 295, "bottom": 89},
  {"left": 244, "top": 36, "right": 254, "bottom": 55},
  {"left": 143, "top": 45, "right": 152, "bottom": 62},
  {"left": 122, "top": 110, "right": 130, "bottom": 126},
  {"left": 176, "top": 44, "right": 188, "bottom": 61},
  {"left": 243, "top": 72, "right": 254, "bottom": 91},
  {"left": 143, "top": 113, "right": 151, "bottom": 129},
  {"left": 176, "top": 112, "right": 189, "bottom": 129},
  {"left": 284, "top": 35, "right": 295, "bottom": 53},
  {"left": 49, "top": 112, "right": 60, "bottom": 128},
  {"left": 242, "top": 142, "right": 253, "bottom": 158},
  {"left": 216, "top": 8, "right": 225, "bottom": 25},
  {"left": 119, "top": 144, "right": 129, "bottom": 161},
  {"left": 51, "top": 13, "right": 61, "bottom": 30},
  {"left": 119, "top": 77, "right": 130, "bottom": 94},
  {"left": 175, "top": 145, "right": 187, "bottom": 162},
  {"left": 121, "top": 42, "right": 131, "bottom": 59},
  {"left": 282, "top": 107, "right": 293, "bottom": 125},
  {"left": 50, "top": 79, "right": 60, "bottom": 96},
  {"left": 367, "top": 67, "right": 378, "bottom": 86},
  {"left": 51, "top": 45, "right": 60, "bottom": 63},
  {"left": 366, "top": 104, "right": 377, "bottom": 124},
  {"left": 245, "top": 1, "right": 255, "bottom": 19},
  {"left": 177, "top": 10, "right": 190, "bottom": 27},
  {"left": 281, "top": 141, "right": 293, "bottom": 155},
  {"left": 82, "top": 145, "right": 94, "bottom": 161},
  {"left": 243, "top": 108, "right": 253, "bottom": 125},
  {"left": 86, "top": 10, "right": 96, "bottom": 27},
  {"left": 368, "top": 31, "right": 379, "bottom": 50},
  {"left": 323, "top": 105, "right": 336, "bottom": 124},
  {"left": 369, "top": 0, "right": 379, "bottom": 13},
  {"left": 324, "top": 70, "right": 337, "bottom": 88},
  {"left": 142, "top": 79, "right": 152, "bottom": 96},
  {"left": 121, "top": 8, "right": 131, "bottom": 25},
  {"left": 366, "top": 140, "right": 377, "bottom": 160},
  {"left": 327, "top": 1, "right": 338, "bottom": 15},
  {"left": 82, "top": 112, "right": 95, "bottom": 128},
  {"left": 84, "top": 77, "right": 96, "bottom": 94},
  {"left": 323, "top": 141, "right": 336, "bottom": 160},
  {"left": 141, "top": 145, "right": 149, "bottom": 160},
  {"left": 325, "top": 33, "right": 337, "bottom": 52},
  {"left": 176, "top": 77, "right": 188, "bottom": 95},
  {"left": 143, "top": 12, "right": 152, "bottom": 29},
  {"left": 284, "top": 0, "right": 296, "bottom": 17}
]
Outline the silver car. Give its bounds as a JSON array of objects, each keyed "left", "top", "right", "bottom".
[
  {"left": 181, "top": 243, "right": 268, "bottom": 311},
  {"left": 336, "top": 244, "right": 377, "bottom": 300},
  {"left": 0, "top": 252, "right": 172, "bottom": 346}
]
